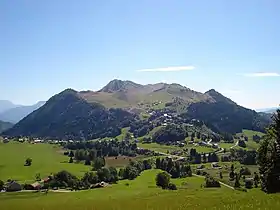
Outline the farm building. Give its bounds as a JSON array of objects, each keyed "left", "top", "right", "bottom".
[{"left": 5, "top": 181, "right": 22, "bottom": 192}]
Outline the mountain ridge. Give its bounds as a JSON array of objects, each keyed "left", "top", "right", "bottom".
[
  {"left": 0, "top": 101, "right": 45, "bottom": 123},
  {"left": 2, "top": 79, "right": 272, "bottom": 139}
]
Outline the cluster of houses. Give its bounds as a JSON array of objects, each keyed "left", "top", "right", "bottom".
[
  {"left": 188, "top": 140, "right": 219, "bottom": 149},
  {"left": 1, "top": 137, "right": 76, "bottom": 145},
  {"left": 1, "top": 177, "right": 50, "bottom": 192}
]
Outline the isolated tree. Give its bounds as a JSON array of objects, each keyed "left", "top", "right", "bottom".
[
  {"left": 258, "top": 107, "right": 280, "bottom": 193},
  {"left": 156, "top": 171, "right": 171, "bottom": 189},
  {"left": 25, "top": 158, "right": 32, "bottom": 166},
  {"left": 35, "top": 173, "right": 41, "bottom": 181},
  {"left": 253, "top": 172, "right": 260, "bottom": 188},
  {"left": 69, "top": 157, "right": 74, "bottom": 163},
  {"left": 219, "top": 171, "right": 223, "bottom": 179},
  {"left": 69, "top": 151, "right": 74, "bottom": 157},
  {"left": 234, "top": 173, "right": 241, "bottom": 188}
]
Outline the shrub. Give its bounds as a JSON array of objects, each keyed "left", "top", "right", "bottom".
[
  {"left": 245, "top": 179, "right": 253, "bottom": 189},
  {"left": 240, "top": 167, "right": 251, "bottom": 176},
  {"left": 205, "top": 176, "right": 221, "bottom": 188},
  {"left": 168, "top": 183, "right": 177, "bottom": 190},
  {"left": 24, "top": 158, "right": 32, "bottom": 166}
]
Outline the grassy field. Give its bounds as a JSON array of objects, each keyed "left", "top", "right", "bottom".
[
  {"left": 0, "top": 142, "right": 90, "bottom": 183},
  {"left": 138, "top": 143, "right": 179, "bottom": 153},
  {"left": 138, "top": 142, "right": 214, "bottom": 154},
  {"left": 105, "top": 156, "right": 145, "bottom": 168},
  {"left": 1, "top": 169, "right": 280, "bottom": 210}
]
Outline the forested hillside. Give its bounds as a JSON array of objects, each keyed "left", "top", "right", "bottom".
[{"left": 2, "top": 89, "right": 136, "bottom": 140}]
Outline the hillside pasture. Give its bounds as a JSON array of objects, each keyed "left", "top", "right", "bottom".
[
  {"left": 0, "top": 142, "right": 90, "bottom": 183},
  {"left": 105, "top": 156, "right": 139, "bottom": 168},
  {"left": 1, "top": 169, "right": 280, "bottom": 210}
]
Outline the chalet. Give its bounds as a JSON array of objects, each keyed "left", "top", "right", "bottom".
[
  {"left": 30, "top": 182, "right": 42, "bottom": 190},
  {"left": 5, "top": 181, "right": 22, "bottom": 192}
]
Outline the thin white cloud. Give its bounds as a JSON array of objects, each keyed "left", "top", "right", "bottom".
[
  {"left": 137, "top": 66, "right": 195, "bottom": 72},
  {"left": 243, "top": 72, "right": 280, "bottom": 77}
]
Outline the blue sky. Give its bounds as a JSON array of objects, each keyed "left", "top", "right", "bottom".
[{"left": 1, "top": 0, "right": 279, "bottom": 109}]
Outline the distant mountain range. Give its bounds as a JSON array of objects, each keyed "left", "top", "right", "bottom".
[
  {"left": 2, "top": 79, "right": 272, "bottom": 139},
  {"left": 0, "top": 100, "right": 20, "bottom": 113},
  {"left": 0, "top": 101, "right": 45, "bottom": 123},
  {"left": 256, "top": 107, "right": 279, "bottom": 114},
  {"left": 0, "top": 120, "right": 13, "bottom": 133}
]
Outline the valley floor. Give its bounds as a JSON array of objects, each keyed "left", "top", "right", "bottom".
[{"left": 1, "top": 170, "right": 280, "bottom": 210}]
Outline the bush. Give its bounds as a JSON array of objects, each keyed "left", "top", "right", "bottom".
[
  {"left": 24, "top": 158, "right": 32, "bottom": 166},
  {"left": 156, "top": 172, "right": 171, "bottom": 189},
  {"left": 238, "top": 140, "right": 246, "bottom": 148},
  {"left": 168, "top": 183, "right": 177, "bottom": 190},
  {"left": 240, "top": 167, "right": 251, "bottom": 176},
  {"left": 245, "top": 179, "right": 253, "bottom": 189},
  {"left": 205, "top": 176, "right": 221, "bottom": 188}
]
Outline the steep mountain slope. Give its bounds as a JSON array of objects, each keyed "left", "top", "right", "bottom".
[
  {"left": 0, "top": 120, "right": 13, "bottom": 133},
  {"left": 0, "top": 100, "right": 19, "bottom": 113},
  {"left": 3, "top": 89, "right": 136, "bottom": 140},
  {"left": 0, "top": 101, "right": 45, "bottom": 123},
  {"left": 185, "top": 89, "right": 270, "bottom": 133}
]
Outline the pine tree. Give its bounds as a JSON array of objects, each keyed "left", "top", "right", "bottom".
[
  {"left": 234, "top": 173, "right": 241, "bottom": 188},
  {"left": 259, "top": 107, "right": 280, "bottom": 193}
]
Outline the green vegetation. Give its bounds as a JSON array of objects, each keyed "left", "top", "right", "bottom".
[
  {"left": 258, "top": 109, "right": 280, "bottom": 193},
  {"left": 0, "top": 142, "right": 90, "bottom": 182},
  {"left": 3, "top": 89, "right": 136, "bottom": 140},
  {"left": 1, "top": 169, "right": 280, "bottom": 209},
  {"left": 138, "top": 143, "right": 179, "bottom": 153}
]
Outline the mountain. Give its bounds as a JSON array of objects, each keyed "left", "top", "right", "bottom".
[
  {"left": 0, "top": 101, "right": 45, "bottom": 123},
  {"left": 3, "top": 79, "right": 272, "bottom": 139},
  {"left": 2, "top": 89, "right": 135, "bottom": 140},
  {"left": 80, "top": 80, "right": 211, "bottom": 109},
  {"left": 0, "top": 100, "right": 19, "bottom": 113},
  {"left": 0, "top": 120, "right": 13, "bottom": 133},
  {"left": 256, "top": 107, "right": 279, "bottom": 114},
  {"left": 99, "top": 79, "right": 144, "bottom": 93}
]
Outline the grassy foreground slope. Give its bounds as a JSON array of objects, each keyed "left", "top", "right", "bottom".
[
  {"left": 1, "top": 169, "right": 280, "bottom": 210},
  {"left": 0, "top": 142, "right": 90, "bottom": 182}
]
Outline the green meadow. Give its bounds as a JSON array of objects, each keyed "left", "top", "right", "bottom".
[
  {"left": 1, "top": 169, "right": 280, "bottom": 210},
  {"left": 0, "top": 142, "right": 90, "bottom": 182}
]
